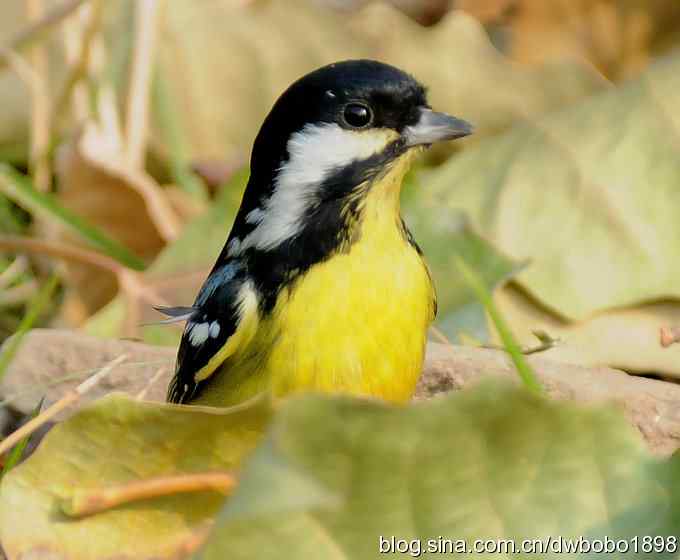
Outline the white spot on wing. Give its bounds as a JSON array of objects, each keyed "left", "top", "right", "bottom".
[
  {"left": 188, "top": 321, "right": 210, "bottom": 346},
  {"left": 241, "top": 123, "right": 394, "bottom": 251},
  {"left": 227, "top": 238, "right": 241, "bottom": 256},
  {"left": 209, "top": 321, "right": 221, "bottom": 338}
]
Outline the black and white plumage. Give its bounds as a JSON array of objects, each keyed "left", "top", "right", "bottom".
[{"left": 165, "top": 59, "right": 472, "bottom": 405}]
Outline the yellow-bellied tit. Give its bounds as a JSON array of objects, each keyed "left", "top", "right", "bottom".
[{"left": 160, "top": 59, "right": 473, "bottom": 406}]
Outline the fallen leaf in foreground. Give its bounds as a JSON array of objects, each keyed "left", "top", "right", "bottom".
[
  {"left": 0, "top": 393, "right": 271, "bottom": 560},
  {"left": 200, "top": 387, "right": 680, "bottom": 558},
  {"left": 3, "top": 384, "right": 679, "bottom": 559}
]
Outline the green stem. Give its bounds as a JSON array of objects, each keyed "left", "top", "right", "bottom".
[
  {"left": 0, "top": 164, "right": 146, "bottom": 271},
  {"left": 0, "top": 398, "right": 44, "bottom": 478},
  {"left": 0, "top": 274, "right": 59, "bottom": 384},
  {"left": 455, "top": 255, "right": 543, "bottom": 395}
]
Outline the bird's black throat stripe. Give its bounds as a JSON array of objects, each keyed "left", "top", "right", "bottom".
[
  {"left": 169, "top": 140, "right": 415, "bottom": 403},
  {"left": 217, "top": 138, "right": 410, "bottom": 314}
]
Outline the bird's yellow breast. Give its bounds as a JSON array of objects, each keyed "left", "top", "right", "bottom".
[{"left": 193, "top": 152, "right": 435, "bottom": 406}]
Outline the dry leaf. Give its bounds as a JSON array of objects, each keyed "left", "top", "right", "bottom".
[
  {"left": 490, "top": 284, "right": 680, "bottom": 380},
  {"left": 154, "top": 0, "right": 604, "bottom": 162},
  {"left": 459, "top": 0, "right": 680, "bottom": 80},
  {"left": 55, "top": 123, "right": 182, "bottom": 321},
  {"left": 421, "top": 53, "right": 680, "bottom": 322}
]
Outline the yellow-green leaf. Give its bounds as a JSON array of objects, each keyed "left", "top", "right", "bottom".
[
  {"left": 421, "top": 53, "right": 680, "bottom": 320},
  {"left": 199, "top": 386, "right": 679, "bottom": 558},
  {"left": 0, "top": 393, "right": 271, "bottom": 560}
]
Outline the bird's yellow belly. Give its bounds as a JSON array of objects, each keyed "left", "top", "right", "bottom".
[
  {"left": 206, "top": 219, "right": 435, "bottom": 406},
  {"left": 266, "top": 241, "right": 433, "bottom": 402},
  {"left": 192, "top": 152, "right": 434, "bottom": 407}
]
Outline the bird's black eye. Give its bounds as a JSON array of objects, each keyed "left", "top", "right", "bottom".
[{"left": 343, "top": 103, "right": 373, "bottom": 129}]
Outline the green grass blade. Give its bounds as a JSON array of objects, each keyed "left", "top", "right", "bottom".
[
  {"left": 0, "top": 397, "right": 44, "bottom": 478},
  {"left": 0, "top": 275, "right": 59, "bottom": 384},
  {"left": 0, "top": 193, "right": 26, "bottom": 234},
  {"left": 0, "top": 164, "right": 146, "bottom": 271},
  {"left": 454, "top": 255, "right": 543, "bottom": 395}
]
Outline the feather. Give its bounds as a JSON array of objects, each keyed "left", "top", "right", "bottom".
[{"left": 149, "top": 305, "right": 198, "bottom": 325}]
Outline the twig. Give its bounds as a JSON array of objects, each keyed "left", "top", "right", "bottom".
[
  {"left": 25, "top": 0, "right": 51, "bottom": 192},
  {"left": 0, "top": 46, "right": 51, "bottom": 192},
  {"left": 55, "top": 0, "right": 103, "bottom": 127},
  {"left": 429, "top": 325, "right": 453, "bottom": 346},
  {"left": 0, "top": 354, "right": 127, "bottom": 457},
  {"left": 0, "top": 397, "right": 44, "bottom": 478},
  {"left": 0, "top": 256, "right": 29, "bottom": 290},
  {"left": 0, "top": 281, "right": 38, "bottom": 307},
  {"left": 0, "top": 235, "right": 126, "bottom": 275},
  {"left": 125, "top": 0, "right": 160, "bottom": 168},
  {"left": 0, "top": 359, "right": 171, "bottom": 409},
  {"left": 135, "top": 365, "right": 168, "bottom": 400},
  {"left": 0, "top": 0, "right": 89, "bottom": 71},
  {"left": 0, "top": 47, "right": 41, "bottom": 93},
  {"left": 61, "top": 471, "right": 236, "bottom": 517},
  {"left": 0, "top": 236, "right": 183, "bottom": 340},
  {"left": 0, "top": 236, "right": 177, "bottom": 338},
  {"left": 660, "top": 326, "right": 680, "bottom": 348},
  {"left": 481, "top": 330, "right": 561, "bottom": 356}
]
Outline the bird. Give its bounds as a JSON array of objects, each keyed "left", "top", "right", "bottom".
[{"left": 159, "top": 59, "right": 472, "bottom": 406}]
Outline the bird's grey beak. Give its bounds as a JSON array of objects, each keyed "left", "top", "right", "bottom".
[{"left": 404, "top": 108, "right": 473, "bottom": 147}]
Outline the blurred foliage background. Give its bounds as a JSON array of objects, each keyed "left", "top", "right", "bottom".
[
  {"left": 3, "top": 2, "right": 680, "bottom": 557},
  {"left": 1, "top": 0, "right": 680, "bottom": 378}
]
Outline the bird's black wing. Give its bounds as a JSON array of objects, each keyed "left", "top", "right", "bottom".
[{"left": 166, "top": 261, "right": 256, "bottom": 404}]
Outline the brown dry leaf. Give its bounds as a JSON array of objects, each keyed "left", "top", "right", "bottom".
[
  {"left": 454, "top": 0, "right": 515, "bottom": 22},
  {"left": 55, "top": 122, "right": 184, "bottom": 322},
  {"left": 155, "top": 0, "right": 605, "bottom": 162},
  {"left": 320, "top": 0, "right": 454, "bottom": 25},
  {"left": 491, "top": 284, "right": 680, "bottom": 380},
  {"left": 83, "top": 171, "right": 248, "bottom": 344},
  {"left": 421, "top": 53, "right": 680, "bottom": 322},
  {"left": 460, "top": 0, "right": 680, "bottom": 80}
]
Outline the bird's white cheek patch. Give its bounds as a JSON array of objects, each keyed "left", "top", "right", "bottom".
[
  {"left": 282, "top": 123, "right": 397, "bottom": 187},
  {"left": 241, "top": 123, "right": 398, "bottom": 252}
]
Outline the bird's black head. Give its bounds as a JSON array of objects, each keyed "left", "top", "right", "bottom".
[
  {"left": 251, "top": 60, "right": 428, "bottom": 176},
  {"left": 219, "top": 60, "right": 472, "bottom": 305},
  {"left": 229, "top": 60, "right": 472, "bottom": 252},
  {"left": 248, "top": 60, "right": 470, "bottom": 190}
]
